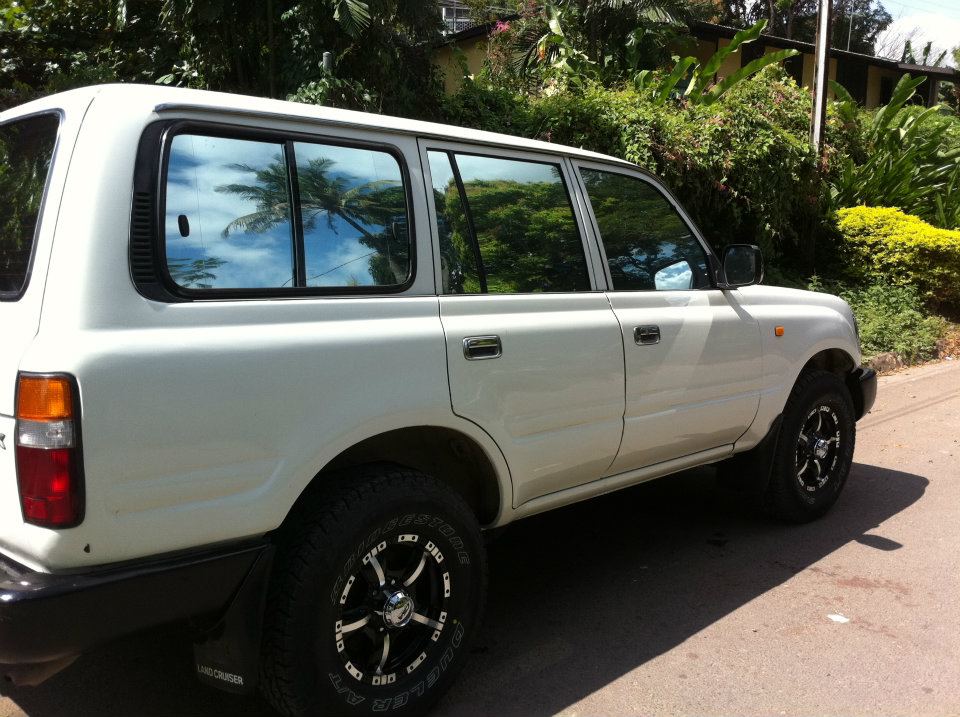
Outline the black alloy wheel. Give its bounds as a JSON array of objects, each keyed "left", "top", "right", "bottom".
[
  {"left": 335, "top": 534, "right": 453, "bottom": 687},
  {"left": 260, "top": 465, "right": 487, "bottom": 717},
  {"left": 795, "top": 404, "right": 842, "bottom": 495},
  {"left": 764, "top": 369, "right": 856, "bottom": 522}
]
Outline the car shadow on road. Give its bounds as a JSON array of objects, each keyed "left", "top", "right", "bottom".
[{"left": 5, "top": 462, "right": 926, "bottom": 717}]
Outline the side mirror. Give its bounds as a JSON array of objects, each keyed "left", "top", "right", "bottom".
[
  {"left": 720, "top": 244, "right": 763, "bottom": 288},
  {"left": 654, "top": 260, "right": 694, "bottom": 291}
]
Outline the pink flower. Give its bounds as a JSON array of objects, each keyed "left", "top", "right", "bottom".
[{"left": 493, "top": 20, "right": 511, "bottom": 33}]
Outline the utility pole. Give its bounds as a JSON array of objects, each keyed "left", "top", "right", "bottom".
[
  {"left": 846, "top": 9, "right": 856, "bottom": 51},
  {"left": 810, "top": 0, "right": 833, "bottom": 154}
]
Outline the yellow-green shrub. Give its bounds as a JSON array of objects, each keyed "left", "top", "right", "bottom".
[{"left": 836, "top": 206, "right": 960, "bottom": 309}]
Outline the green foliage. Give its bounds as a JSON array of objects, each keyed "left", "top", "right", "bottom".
[
  {"left": 900, "top": 39, "right": 947, "bottom": 68},
  {"left": 829, "top": 74, "right": 960, "bottom": 230},
  {"left": 508, "top": 0, "right": 711, "bottom": 85},
  {"left": 634, "top": 20, "right": 799, "bottom": 106},
  {"left": 0, "top": 0, "right": 178, "bottom": 109},
  {"left": 0, "top": 0, "right": 443, "bottom": 117},
  {"left": 806, "top": 275, "right": 946, "bottom": 362},
  {"left": 841, "top": 284, "right": 945, "bottom": 362},
  {"left": 444, "top": 66, "right": 822, "bottom": 261},
  {"left": 287, "top": 73, "right": 378, "bottom": 112},
  {"left": 836, "top": 206, "right": 960, "bottom": 310},
  {"left": 716, "top": 0, "right": 892, "bottom": 57}
]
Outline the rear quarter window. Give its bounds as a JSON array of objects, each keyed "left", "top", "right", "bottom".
[
  {"left": 0, "top": 114, "right": 59, "bottom": 299},
  {"left": 162, "top": 131, "right": 411, "bottom": 294}
]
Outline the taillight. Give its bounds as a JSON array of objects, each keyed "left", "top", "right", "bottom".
[{"left": 15, "top": 374, "right": 84, "bottom": 528}]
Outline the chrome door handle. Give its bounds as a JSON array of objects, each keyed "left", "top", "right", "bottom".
[
  {"left": 463, "top": 335, "right": 502, "bottom": 360},
  {"left": 634, "top": 325, "right": 660, "bottom": 345}
]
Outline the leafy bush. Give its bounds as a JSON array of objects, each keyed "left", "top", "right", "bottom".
[
  {"left": 840, "top": 284, "right": 945, "bottom": 362},
  {"left": 443, "top": 67, "right": 823, "bottom": 261},
  {"left": 836, "top": 206, "right": 960, "bottom": 310},
  {"left": 633, "top": 20, "right": 798, "bottom": 107},
  {"left": 830, "top": 75, "right": 960, "bottom": 231}
]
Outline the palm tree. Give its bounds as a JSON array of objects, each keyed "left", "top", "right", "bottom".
[{"left": 215, "top": 154, "right": 408, "bottom": 284}]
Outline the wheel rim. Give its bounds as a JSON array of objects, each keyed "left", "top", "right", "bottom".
[
  {"left": 334, "top": 533, "right": 451, "bottom": 687},
  {"left": 795, "top": 404, "right": 841, "bottom": 493}
]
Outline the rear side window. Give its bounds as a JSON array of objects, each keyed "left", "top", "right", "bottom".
[
  {"left": 0, "top": 114, "right": 59, "bottom": 299},
  {"left": 580, "top": 168, "right": 710, "bottom": 291},
  {"left": 165, "top": 135, "right": 295, "bottom": 289},
  {"left": 163, "top": 132, "right": 410, "bottom": 292},
  {"left": 428, "top": 150, "right": 589, "bottom": 294}
]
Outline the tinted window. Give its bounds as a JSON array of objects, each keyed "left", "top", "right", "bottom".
[
  {"left": 428, "top": 151, "right": 481, "bottom": 293},
  {"left": 448, "top": 153, "right": 589, "bottom": 294},
  {"left": 296, "top": 142, "right": 409, "bottom": 288},
  {"left": 163, "top": 134, "right": 411, "bottom": 292},
  {"left": 0, "top": 114, "right": 59, "bottom": 298},
  {"left": 165, "top": 135, "right": 295, "bottom": 289},
  {"left": 580, "top": 169, "right": 710, "bottom": 291}
]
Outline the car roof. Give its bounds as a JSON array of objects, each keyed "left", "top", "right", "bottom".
[{"left": 3, "top": 84, "right": 636, "bottom": 169}]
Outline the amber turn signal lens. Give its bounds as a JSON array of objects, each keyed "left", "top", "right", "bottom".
[
  {"left": 17, "top": 375, "right": 74, "bottom": 421},
  {"left": 775, "top": 326, "right": 785, "bottom": 337}
]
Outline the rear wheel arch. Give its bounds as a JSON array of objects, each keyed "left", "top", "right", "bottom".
[{"left": 288, "top": 426, "right": 507, "bottom": 529}]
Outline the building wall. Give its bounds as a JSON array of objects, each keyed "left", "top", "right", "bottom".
[
  {"left": 865, "top": 65, "right": 903, "bottom": 109},
  {"left": 435, "top": 30, "right": 952, "bottom": 107},
  {"left": 715, "top": 37, "right": 742, "bottom": 80},
  {"left": 432, "top": 36, "right": 488, "bottom": 94}
]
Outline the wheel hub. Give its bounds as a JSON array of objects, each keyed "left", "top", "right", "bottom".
[
  {"left": 383, "top": 590, "right": 415, "bottom": 628},
  {"left": 813, "top": 438, "right": 830, "bottom": 460}
]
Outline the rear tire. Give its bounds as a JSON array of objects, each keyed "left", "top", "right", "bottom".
[
  {"left": 763, "top": 370, "right": 856, "bottom": 522},
  {"left": 260, "top": 465, "right": 487, "bottom": 717}
]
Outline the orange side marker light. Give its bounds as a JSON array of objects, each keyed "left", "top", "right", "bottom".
[{"left": 775, "top": 326, "right": 785, "bottom": 337}]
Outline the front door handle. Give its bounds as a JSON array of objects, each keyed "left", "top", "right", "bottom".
[
  {"left": 634, "top": 325, "right": 660, "bottom": 345},
  {"left": 463, "top": 335, "right": 502, "bottom": 360}
]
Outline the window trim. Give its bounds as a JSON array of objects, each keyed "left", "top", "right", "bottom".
[
  {"left": 419, "top": 140, "right": 600, "bottom": 295},
  {"left": 0, "top": 109, "right": 64, "bottom": 302},
  {"left": 135, "top": 119, "right": 417, "bottom": 301},
  {"left": 572, "top": 160, "right": 723, "bottom": 292}
]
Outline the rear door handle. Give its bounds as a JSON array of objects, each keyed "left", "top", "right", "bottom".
[
  {"left": 463, "top": 335, "right": 502, "bottom": 360},
  {"left": 634, "top": 325, "right": 660, "bottom": 345}
]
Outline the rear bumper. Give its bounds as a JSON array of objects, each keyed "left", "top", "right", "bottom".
[
  {"left": 848, "top": 366, "right": 878, "bottom": 420},
  {"left": 0, "top": 540, "right": 266, "bottom": 685}
]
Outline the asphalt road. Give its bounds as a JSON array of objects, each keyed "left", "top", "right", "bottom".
[{"left": 3, "top": 361, "right": 958, "bottom": 717}]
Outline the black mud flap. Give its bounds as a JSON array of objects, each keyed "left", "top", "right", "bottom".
[{"left": 193, "top": 544, "right": 274, "bottom": 695}]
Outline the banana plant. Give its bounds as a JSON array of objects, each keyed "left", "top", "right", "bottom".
[
  {"left": 518, "top": 3, "right": 594, "bottom": 78},
  {"left": 830, "top": 74, "right": 960, "bottom": 230},
  {"left": 633, "top": 20, "right": 799, "bottom": 106}
]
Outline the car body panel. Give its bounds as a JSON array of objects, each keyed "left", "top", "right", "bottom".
[{"left": 0, "top": 85, "right": 864, "bottom": 573}]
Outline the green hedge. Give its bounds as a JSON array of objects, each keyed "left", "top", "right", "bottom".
[
  {"left": 836, "top": 206, "right": 960, "bottom": 310},
  {"left": 442, "top": 68, "right": 828, "bottom": 262}
]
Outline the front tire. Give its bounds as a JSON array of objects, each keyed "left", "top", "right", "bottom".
[
  {"left": 764, "top": 370, "right": 856, "bottom": 522},
  {"left": 260, "top": 465, "right": 487, "bottom": 717}
]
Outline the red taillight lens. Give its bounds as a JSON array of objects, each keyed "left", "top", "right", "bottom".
[
  {"left": 15, "top": 374, "right": 84, "bottom": 528},
  {"left": 15, "top": 447, "right": 82, "bottom": 527}
]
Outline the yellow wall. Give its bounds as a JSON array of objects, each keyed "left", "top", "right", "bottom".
[
  {"left": 434, "top": 32, "right": 950, "bottom": 107},
  {"left": 692, "top": 38, "right": 717, "bottom": 66},
  {"left": 802, "top": 52, "right": 815, "bottom": 89},
  {"left": 865, "top": 65, "right": 902, "bottom": 109},
  {"left": 432, "top": 36, "right": 488, "bottom": 94},
  {"left": 715, "top": 37, "right": 742, "bottom": 80}
]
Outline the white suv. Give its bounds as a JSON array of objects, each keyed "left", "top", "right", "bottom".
[{"left": 0, "top": 85, "right": 875, "bottom": 716}]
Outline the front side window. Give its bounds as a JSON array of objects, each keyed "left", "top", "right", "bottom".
[
  {"left": 428, "top": 150, "right": 590, "bottom": 294},
  {"left": 580, "top": 168, "right": 710, "bottom": 291},
  {"left": 428, "top": 151, "right": 481, "bottom": 294},
  {"left": 0, "top": 114, "right": 59, "bottom": 298},
  {"left": 163, "top": 132, "right": 410, "bottom": 292}
]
